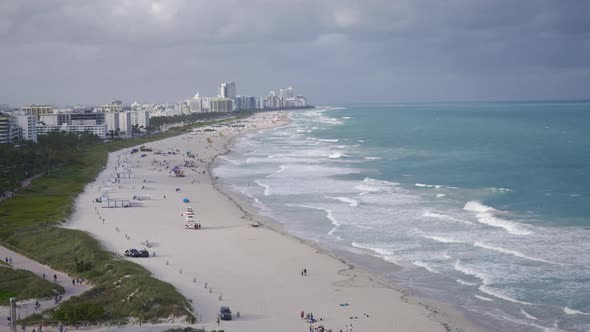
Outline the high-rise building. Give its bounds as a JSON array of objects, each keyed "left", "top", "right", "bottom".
[
  {"left": 130, "top": 111, "right": 150, "bottom": 130},
  {"left": 209, "top": 97, "right": 233, "bottom": 113},
  {"left": 118, "top": 112, "right": 132, "bottom": 136},
  {"left": 101, "top": 98, "right": 123, "bottom": 112},
  {"left": 0, "top": 113, "right": 18, "bottom": 144},
  {"left": 235, "top": 96, "right": 256, "bottom": 110},
  {"left": 22, "top": 105, "right": 53, "bottom": 120},
  {"left": 14, "top": 112, "right": 38, "bottom": 142},
  {"left": 104, "top": 112, "right": 120, "bottom": 135},
  {"left": 279, "top": 86, "right": 295, "bottom": 99},
  {"left": 219, "top": 82, "right": 237, "bottom": 100}
]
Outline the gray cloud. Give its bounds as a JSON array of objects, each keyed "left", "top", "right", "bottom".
[{"left": 1, "top": 0, "right": 589, "bottom": 105}]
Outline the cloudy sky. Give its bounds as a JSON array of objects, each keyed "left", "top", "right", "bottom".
[{"left": 1, "top": 0, "right": 589, "bottom": 106}]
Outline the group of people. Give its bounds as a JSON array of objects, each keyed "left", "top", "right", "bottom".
[
  {"left": 4, "top": 256, "right": 13, "bottom": 264},
  {"left": 301, "top": 268, "right": 308, "bottom": 276}
]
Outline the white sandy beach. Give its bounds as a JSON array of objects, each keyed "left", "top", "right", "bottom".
[{"left": 66, "top": 111, "right": 486, "bottom": 332}]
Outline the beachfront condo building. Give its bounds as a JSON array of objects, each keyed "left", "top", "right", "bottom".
[
  {"left": 14, "top": 112, "right": 38, "bottom": 143},
  {"left": 0, "top": 113, "right": 18, "bottom": 144},
  {"left": 209, "top": 97, "right": 233, "bottom": 113},
  {"left": 219, "top": 81, "right": 237, "bottom": 100}
]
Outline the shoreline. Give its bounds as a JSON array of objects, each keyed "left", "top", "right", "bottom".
[
  {"left": 209, "top": 115, "right": 492, "bottom": 332},
  {"left": 66, "top": 110, "right": 488, "bottom": 331}
]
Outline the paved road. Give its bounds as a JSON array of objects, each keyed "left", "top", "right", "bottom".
[{"left": 0, "top": 245, "right": 91, "bottom": 331}]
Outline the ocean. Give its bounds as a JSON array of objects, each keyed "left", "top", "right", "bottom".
[{"left": 213, "top": 102, "right": 590, "bottom": 331}]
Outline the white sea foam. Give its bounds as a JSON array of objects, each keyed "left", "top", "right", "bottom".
[
  {"left": 456, "top": 279, "right": 478, "bottom": 286},
  {"left": 464, "top": 201, "right": 531, "bottom": 235},
  {"left": 453, "top": 260, "right": 489, "bottom": 284},
  {"left": 357, "top": 140, "right": 365, "bottom": 143},
  {"left": 564, "top": 307, "right": 590, "bottom": 316},
  {"left": 479, "top": 285, "right": 532, "bottom": 305},
  {"left": 341, "top": 117, "right": 351, "bottom": 119},
  {"left": 286, "top": 204, "right": 340, "bottom": 235},
  {"left": 520, "top": 309, "right": 538, "bottom": 320},
  {"left": 328, "top": 152, "right": 346, "bottom": 159},
  {"left": 475, "top": 295, "right": 494, "bottom": 302},
  {"left": 318, "top": 139, "right": 340, "bottom": 142},
  {"left": 351, "top": 242, "right": 394, "bottom": 256},
  {"left": 413, "top": 261, "right": 439, "bottom": 273},
  {"left": 218, "top": 155, "right": 242, "bottom": 165},
  {"left": 473, "top": 242, "right": 556, "bottom": 264},
  {"left": 276, "top": 165, "right": 288, "bottom": 174},
  {"left": 254, "top": 180, "right": 271, "bottom": 196},
  {"left": 325, "top": 196, "right": 359, "bottom": 207},
  {"left": 422, "top": 235, "right": 464, "bottom": 244},
  {"left": 364, "top": 156, "right": 382, "bottom": 160},
  {"left": 423, "top": 211, "right": 473, "bottom": 225},
  {"left": 436, "top": 194, "right": 446, "bottom": 198}
]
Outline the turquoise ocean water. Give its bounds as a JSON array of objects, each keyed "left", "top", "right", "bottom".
[{"left": 213, "top": 103, "right": 590, "bottom": 331}]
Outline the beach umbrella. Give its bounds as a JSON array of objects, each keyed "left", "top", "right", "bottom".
[{"left": 183, "top": 198, "right": 190, "bottom": 203}]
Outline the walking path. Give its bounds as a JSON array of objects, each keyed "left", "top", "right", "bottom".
[{"left": 0, "top": 245, "right": 92, "bottom": 331}]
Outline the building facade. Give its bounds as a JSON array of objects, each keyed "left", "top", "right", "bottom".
[
  {"left": 14, "top": 112, "right": 38, "bottom": 142},
  {"left": 22, "top": 105, "right": 53, "bottom": 120},
  {"left": 209, "top": 97, "right": 233, "bottom": 113},
  {"left": 219, "top": 82, "right": 237, "bottom": 100},
  {"left": 0, "top": 113, "right": 18, "bottom": 144}
]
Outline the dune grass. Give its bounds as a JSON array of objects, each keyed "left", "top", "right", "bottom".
[{"left": 0, "top": 266, "right": 65, "bottom": 305}]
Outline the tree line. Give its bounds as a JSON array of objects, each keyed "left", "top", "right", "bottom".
[{"left": 0, "top": 131, "right": 102, "bottom": 194}]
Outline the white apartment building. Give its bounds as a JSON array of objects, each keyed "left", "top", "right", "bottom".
[
  {"left": 209, "top": 97, "right": 233, "bottom": 113},
  {"left": 37, "top": 124, "right": 107, "bottom": 139},
  {"left": 118, "top": 112, "right": 132, "bottom": 136},
  {"left": 104, "top": 112, "right": 120, "bottom": 135},
  {"left": 14, "top": 112, "right": 37, "bottom": 142},
  {"left": 219, "top": 82, "right": 237, "bottom": 99},
  {"left": 130, "top": 111, "right": 150, "bottom": 130}
]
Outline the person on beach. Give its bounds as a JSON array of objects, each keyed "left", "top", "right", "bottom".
[
  {"left": 53, "top": 274, "right": 57, "bottom": 282},
  {"left": 301, "top": 310, "right": 304, "bottom": 319},
  {"left": 304, "top": 268, "right": 307, "bottom": 276},
  {"left": 72, "top": 279, "right": 76, "bottom": 286}
]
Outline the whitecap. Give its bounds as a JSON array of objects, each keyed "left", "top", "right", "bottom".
[
  {"left": 341, "top": 117, "right": 351, "bottom": 119},
  {"left": 325, "top": 196, "right": 359, "bottom": 207},
  {"left": 564, "top": 307, "right": 590, "bottom": 316},
  {"left": 475, "top": 295, "right": 494, "bottom": 302},
  {"left": 328, "top": 152, "right": 346, "bottom": 159},
  {"left": 479, "top": 285, "right": 532, "bottom": 305},
  {"left": 456, "top": 279, "right": 478, "bottom": 286},
  {"left": 254, "top": 180, "right": 271, "bottom": 196},
  {"left": 423, "top": 211, "right": 473, "bottom": 225},
  {"left": 422, "top": 235, "right": 464, "bottom": 244},
  {"left": 286, "top": 204, "right": 340, "bottom": 235},
  {"left": 364, "top": 156, "right": 382, "bottom": 160},
  {"left": 473, "top": 242, "right": 557, "bottom": 265},
  {"left": 351, "top": 242, "right": 394, "bottom": 256},
  {"left": 436, "top": 194, "right": 446, "bottom": 198},
  {"left": 520, "top": 309, "right": 538, "bottom": 320},
  {"left": 464, "top": 201, "right": 531, "bottom": 235},
  {"left": 413, "top": 261, "right": 439, "bottom": 274}
]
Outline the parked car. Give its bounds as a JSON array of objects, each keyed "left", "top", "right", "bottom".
[
  {"left": 219, "top": 306, "right": 232, "bottom": 320},
  {"left": 124, "top": 248, "right": 149, "bottom": 258}
]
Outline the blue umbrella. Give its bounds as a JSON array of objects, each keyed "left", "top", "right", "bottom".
[{"left": 183, "top": 198, "right": 190, "bottom": 203}]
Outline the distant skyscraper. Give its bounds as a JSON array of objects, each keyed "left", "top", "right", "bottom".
[
  {"left": 279, "top": 86, "right": 295, "bottom": 98},
  {"left": 219, "top": 82, "right": 237, "bottom": 100}
]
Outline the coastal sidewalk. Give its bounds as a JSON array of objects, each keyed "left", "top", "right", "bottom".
[{"left": 0, "top": 245, "right": 92, "bottom": 330}]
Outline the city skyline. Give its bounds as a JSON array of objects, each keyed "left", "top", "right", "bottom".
[{"left": 1, "top": 1, "right": 590, "bottom": 105}]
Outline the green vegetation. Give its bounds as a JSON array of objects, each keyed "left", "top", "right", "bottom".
[
  {"left": 0, "top": 266, "right": 65, "bottom": 304},
  {"left": 0, "top": 112, "right": 255, "bottom": 323},
  {"left": 0, "top": 132, "right": 102, "bottom": 194}
]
